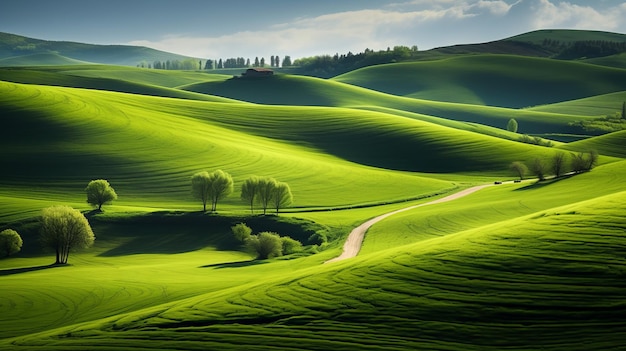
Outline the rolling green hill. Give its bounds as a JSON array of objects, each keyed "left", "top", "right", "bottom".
[
  {"left": 1, "top": 182, "right": 624, "bottom": 350},
  {"left": 333, "top": 55, "right": 626, "bottom": 108},
  {"left": 0, "top": 52, "right": 93, "bottom": 66},
  {"left": 2, "top": 28, "right": 626, "bottom": 351},
  {"left": 0, "top": 32, "right": 198, "bottom": 66}
]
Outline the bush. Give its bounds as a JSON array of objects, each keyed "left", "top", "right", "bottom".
[
  {"left": 0, "top": 229, "right": 23, "bottom": 258},
  {"left": 281, "top": 236, "right": 303, "bottom": 255},
  {"left": 246, "top": 231, "right": 283, "bottom": 259},
  {"left": 308, "top": 232, "right": 328, "bottom": 245},
  {"left": 231, "top": 223, "right": 252, "bottom": 242}
]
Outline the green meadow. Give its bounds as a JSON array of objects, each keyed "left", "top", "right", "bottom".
[{"left": 1, "top": 31, "right": 626, "bottom": 350}]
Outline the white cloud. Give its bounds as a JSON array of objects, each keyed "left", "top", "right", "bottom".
[
  {"left": 475, "top": 0, "right": 520, "bottom": 15},
  {"left": 530, "top": 0, "right": 624, "bottom": 31}
]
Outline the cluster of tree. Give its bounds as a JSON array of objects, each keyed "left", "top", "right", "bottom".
[
  {"left": 139, "top": 59, "right": 200, "bottom": 70},
  {"left": 191, "top": 170, "right": 293, "bottom": 214},
  {"left": 554, "top": 40, "right": 626, "bottom": 60},
  {"left": 211, "top": 55, "right": 292, "bottom": 69},
  {"left": 569, "top": 102, "right": 626, "bottom": 133},
  {"left": 509, "top": 150, "right": 598, "bottom": 181},
  {"left": 291, "top": 45, "right": 419, "bottom": 77},
  {"left": 231, "top": 223, "right": 302, "bottom": 259}
]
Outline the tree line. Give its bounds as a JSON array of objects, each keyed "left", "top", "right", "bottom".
[
  {"left": 509, "top": 150, "right": 598, "bottom": 181},
  {"left": 141, "top": 55, "right": 293, "bottom": 71}
]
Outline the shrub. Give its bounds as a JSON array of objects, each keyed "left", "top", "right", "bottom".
[
  {"left": 231, "top": 223, "right": 252, "bottom": 242},
  {"left": 281, "top": 236, "right": 303, "bottom": 255},
  {"left": 0, "top": 229, "right": 23, "bottom": 258},
  {"left": 246, "top": 231, "right": 282, "bottom": 259},
  {"left": 308, "top": 231, "right": 328, "bottom": 245}
]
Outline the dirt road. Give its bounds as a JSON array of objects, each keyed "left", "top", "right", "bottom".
[{"left": 325, "top": 184, "right": 494, "bottom": 263}]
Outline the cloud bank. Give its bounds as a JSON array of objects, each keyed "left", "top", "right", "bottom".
[{"left": 128, "top": 0, "right": 626, "bottom": 60}]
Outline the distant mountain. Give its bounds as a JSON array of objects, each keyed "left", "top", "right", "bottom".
[{"left": 0, "top": 32, "right": 198, "bottom": 66}]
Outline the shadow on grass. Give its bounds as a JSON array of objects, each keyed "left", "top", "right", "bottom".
[
  {"left": 514, "top": 174, "right": 576, "bottom": 191},
  {"left": 0, "top": 263, "right": 67, "bottom": 277},
  {"left": 199, "top": 260, "right": 267, "bottom": 269}
]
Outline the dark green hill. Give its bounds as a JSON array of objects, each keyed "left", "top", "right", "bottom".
[
  {"left": 334, "top": 55, "right": 626, "bottom": 108},
  {"left": 0, "top": 52, "right": 92, "bottom": 66},
  {"left": 0, "top": 32, "right": 197, "bottom": 66}
]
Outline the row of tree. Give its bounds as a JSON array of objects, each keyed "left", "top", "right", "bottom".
[
  {"left": 509, "top": 150, "right": 598, "bottom": 181},
  {"left": 191, "top": 170, "right": 293, "bottom": 214},
  {"left": 142, "top": 55, "right": 294, "bottom": 71}
]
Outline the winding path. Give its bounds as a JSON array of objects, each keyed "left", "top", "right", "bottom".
[{"left": 325, "top": 184, "right": 494, "bottom": 263}]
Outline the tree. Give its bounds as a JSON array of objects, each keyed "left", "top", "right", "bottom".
[
  {"left": 207, "top": 169, "right": 234, "bottom": 212},
  {"left": 571, "top": 150, "right": 599, "bottom": 173},
  {"left": 246, "top": 232, "right": 282, "bottom": 259},
  {"left": 272, "top": 181, "right": 293, "bottom": 214},
  {"left": 283, "top": 56, "right": 292, "bottom": 66},
  {"left": 254, "top": 57, "right": 259, "bottom": 67},
  {"left": 275, "top": 55, "right": 280, "bottom": 67},
  {"left": 260, "top": 57, "right": 265, "bottom": 66},
  {"left": 0, "top": 229, "right": 22, "bottom": 258},
  {"left": 585, "top": 149, "right": 599, "bottom": 171},
  {"left": 509, "top": 161, "right": 528, "bottom": 180},
  {"left": 191, "top": 171, "right": 211, "bottom": 212},
  {"left": 191, "top": 170, "right": 233, "bottom": 212},
  {"left": 241, "top": 176, "right": 260, "bottom": 213},
  {"left": 85, "top": 179, "right": 117, "bottom": 211},
  {"left": 552, "top": 152, "right": 567, "bottom": 177},
  {"left": 530, "top": 158, "right": 547, "bottom": 181},
  {"left": 507, "top": 118, "right": 518, "bottom": 133},
  {"left": 231, "top": 223, "right": 252, "bottom": 243},
  {"left": 40, "top": 206, "right": 95, "bottom": 264},
  {"left": 256, "top": 177, "right": 277, "bottom": 215}
]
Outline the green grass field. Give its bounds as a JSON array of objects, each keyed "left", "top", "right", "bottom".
[{"left": 1, "top": 45, "right": 626, "bottom": 351}]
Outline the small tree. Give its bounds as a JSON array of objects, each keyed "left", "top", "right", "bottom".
[
  {"left": 585, "top": 149, "right": 599, "bottom": 171},
  {"left": 273, "top": 181, "right": 293, "bottom": 214},
  {"left": 281, "top": 236, "right": 302, "bottom": 255},
  {"left": 231, "top": 223, "right": 252, "bottom": 243},
  {"left": 241, "top": 176, "right": 260, "bottom": 214},
  {"left": 509, "top": 161, "right": 528, "bottom": 180},
  {"left": 208, "top": 170, "right": 234, "bottom": 212},
  {"left": 246, "top": 231, "right": 282, "bottom": 259},
  {"left": 40, "top": 206, "right": 95, "bottom": 264},
  {"left": 507, "top": 118, "right": 518, "bottom": 133},
  {"left": 552, "top": 152, "right": 567, "bottom": 177},
  {"left": 85, "top": 179, "right": 117, "bottom": 211},
  {"left": 0, "top": 229, "right": 23, "bottom": 258},
  {"left": 530, "top": 158, "right": 547, "bottom": 181},
  {"left": 571, "top": 152, "right": 587, "bottom": 173},
  {"left": 191, "top": 171, "right": 211, "bottom": 212},
  {"left": 256, "top": 177, "right": 277, "bottom": 215}
]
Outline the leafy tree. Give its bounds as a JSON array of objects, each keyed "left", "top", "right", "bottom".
[
  {"left": 552, "top": 152, "right": 567, "bottom": 177},
  {"left": 231, "top": 223, "right": 252, "bottom": 242},
  {"left": 207, "top": 170, "right": 234, "bottom": 212},
  {"left": 40, "top": 206, "right": 95, "bottom": 264},
  {"left": 273, "top": 181, "right": 293, "bottom": 214},
  {"left": 241, "top": 176, "right": 260, "bottom": 213},
  {"left": 507, "top": 118, "right": 518, "bottom": 133},
  {"left": 85, "top": 179, "right": 117, "bottom": 211},
  {"left": 256, "top": 177, "right": 277, "bottom": 215},
  {"left": 275, "top": 55, "right": 280, "bottom": 67},
  {"left": 281, "top": 236, "right": 302, "bottom": 255},
  {"left": 246, "top": 231, "right": 282, "bottom": 259},
  {"left": 254, "top": 57, "right": 259, "bottom": 67},
  {"left": 530, "top": 158, "right": 547, "bottom": 181},
  {"left": 509, "top": 161, "right": 528, "bottom": 180},
  {"left": 571, "top": 150, "right": 599, "bottom": 173},
  {"left": 0, "top": 229, "right": 22, "bottom": 258},
  {"left": 585, "top": 149, "right": 599, "bottom": 171},
  {"left": 260, "top": 57, "right": 265, "bottom": 66},
  {"left": 191, "top": 171, "right": 212, "bottom": 212},
  {"left": 191, "top": 170, "right": 233, "bottom": 212}
]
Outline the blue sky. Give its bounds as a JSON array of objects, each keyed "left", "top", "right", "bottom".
[{"left": 1, "top": 0, "right": 625, "bottom": 60}]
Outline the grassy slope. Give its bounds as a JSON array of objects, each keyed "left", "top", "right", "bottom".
[
  {"left": 3, "top": 80, "right": 475, "bottom": 221},
  {"left": 527, "top": 90, "right": 626, "bottom": 116},
  {"left": 562, "top": 130, "right": 626, "bottom": 158},
  {"left": 1, "top": 184, "right": 624, "bottom": 350},
  {"left": 0, "top": 52, "right": 92, "bottom": 66},
  {"left": 505, "top": 29, "right": 626, "bottom": 44},
  {"left": 333, "top": 55, "right": 626, "bottom": 108},
  {"left": 183, "top": 73, "right": 597, "bottom": 135}
]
